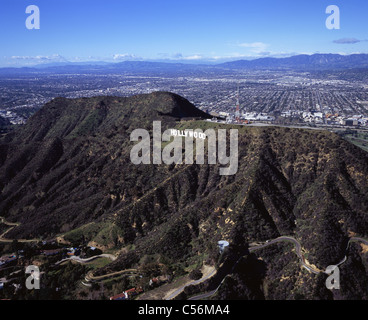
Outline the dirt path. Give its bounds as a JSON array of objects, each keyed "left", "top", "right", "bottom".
[
  {"left": 0, "top": 216, "right": 40, "bottom": 243},
  {"left": 85, "top": 268, "right": 138, "bottom": 282}
]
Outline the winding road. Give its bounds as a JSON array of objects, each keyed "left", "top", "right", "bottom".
[
  {"left": 0, "top": 216, "right": 40, "bottom": 243},
  {"left": 54, "top": 253, "right": 117, "bottom": 266},
  {"left": 85, "top": 268, "right": 138, "bottom": 282},
  {"left": 187, "top": 235, "right": 368, "bottom": 300},
  {"left": 249, "top": 236, "right": 321, "bottom": 274},
  {"left": 2, "top": 214, "right": 368, "bottom": 300},
  {"left": 164, "top": 266, "right": 217, "bottom": 300}
]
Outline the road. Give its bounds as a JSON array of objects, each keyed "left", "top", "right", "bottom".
[
  {"left": 188, "top": 236, "right": 368, "bottom": 300},
  {"left": 0, "top": 216, "right": 40, "bottom": 243},
  {"left": 249, "top": 236, "right": 321, "bottom": 274},
  {"left": 2, "top": 213, "right": 368, "bottom": 299},
  {"left": 188, "top": 236, "right": 318, "bottom": 301},
  {"left": 164, "top": 266, "right": 217, "bottom": 301},
  {"left": 84, "top": 268, "right": 138, "bottom": 282},
  {"left": 54, "top": 253, "right": 117, "bottom": 266}
]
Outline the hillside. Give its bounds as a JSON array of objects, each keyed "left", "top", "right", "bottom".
[
  {"left": 1, "top": 92, "right": 368, "bottom": 299},
  {"left": 0, "top": 116, "right": 10, "bottom": 127}
]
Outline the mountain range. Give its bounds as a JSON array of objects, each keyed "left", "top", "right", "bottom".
[
  {"left": 1, "top": 92, "right": 368, "bottom": 299},
  {"left": 218, "top": 53, "right": 368, "bottom": 70},
  {"left": 1, "top": 54, "right": 368, "bottom": 74}
]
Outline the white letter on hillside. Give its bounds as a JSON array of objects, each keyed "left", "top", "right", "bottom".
[{"left": 162, "top": 130, "right": 183, "bottom": 165}]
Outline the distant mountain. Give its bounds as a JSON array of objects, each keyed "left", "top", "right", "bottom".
[
  {"left": 0, "top": 61, "right": 216, "bottom": 75},
  {"left": 2, "top": 54, "right": 368, "bottom": 74},
  {"left": 218, "top": 53, "right": 368, "bottom": 70},
  {"left": 34, "top": 61, "right": 112, "bottom": 69}
]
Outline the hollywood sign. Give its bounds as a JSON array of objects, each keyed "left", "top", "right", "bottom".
[{"left": 130, "top": 121, "right": 239, "bottom": 176}]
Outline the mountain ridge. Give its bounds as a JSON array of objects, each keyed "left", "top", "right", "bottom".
[
  {"left": 1, "top": 92, "right": 368, "bottom": 300},
  {"left": 2, "top": 53, "right": 368, "bottom": 73},
  {"left": 1, "top": 92, "right": 368, "bottom": 263},
  {"left": 218, "top": 53, "right": 368, "bottom": 70}
]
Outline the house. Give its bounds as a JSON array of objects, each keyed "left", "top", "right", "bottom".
[
  {"left": 149, "top": 278, "right": 158, "bottom": 286},
  {"left": 341, "top": 119, "right": 358, "bottom": 126},
  {"left": 0, "top": 255, "right": 17, "bottom": 267},
  {"left": 110, "top": 287, "right": 143, "bottom": 301},
  {"left": 149, "top": 276, "right": 169, "bottom": 287},
  {"left": 67, "top": 248, "right": 80, "bottom": 256},
  {"left": 110, "top": 292, "right": 128, "bottom": 301},
  {"left": 218, "top": 240, "right": 230, "bottom": 253},
  {"left": 42, "top": 249, "right": 62, "bottom": 256},
  {"left": 125, "top": 287, "right": 143, "bottom": 297}
]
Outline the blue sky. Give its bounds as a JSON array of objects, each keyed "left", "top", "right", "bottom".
[{"left": 0, "top": 0, "right": 367, "bottom": 66}]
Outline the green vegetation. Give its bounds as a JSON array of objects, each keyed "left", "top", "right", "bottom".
[
  {"left": 1, "top": 92, "right": 368, "bottom": 300},
  {"left": 62, "top": 221, "right": 124, "bottom": 247},
  {"left": 343, "top": 131, "right": 368, "bottom": 152},
  {"left": 83, "top": 257, "right": 112, "bottom": 269}
]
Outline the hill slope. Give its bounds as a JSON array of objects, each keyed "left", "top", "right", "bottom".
[
  {"left": 0, "top": 116, "right": 10, "bottom": 127},
  {"left": 1, "top": 92, "right": 368, "bottom": 299}
]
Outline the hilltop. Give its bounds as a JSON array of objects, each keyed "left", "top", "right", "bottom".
[{"left": 1, "top": 92, "right": 368, "bottom": 299}]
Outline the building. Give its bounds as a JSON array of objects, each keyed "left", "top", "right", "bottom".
[
  {"left": 341, "top": 119, "right": 359, "bottom": 126},
  {"left": 149, "top": 276, "right": 168, "bottom": 287},
  {"left": 218, "top": 240, "right": 229, "bottom": 254},
  {"left": 110, "top": 292, "right": 129, "bottom": 301},
  {"left": 109, "top": 287, "right": 143, "bottom": 301},
  {"left": 42, "top": 249, "right": 62, "bottom": 256},
  {"left": 67, "top": 248, "right": 80, "bottom": 256},
  {"left": 0, "top": 255, "right": 17, "bottom": 267}
]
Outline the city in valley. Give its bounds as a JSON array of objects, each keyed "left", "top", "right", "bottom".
[
  {"left": 1, "top": 60, "right": 368, "bottom": 300},
  {"left": 1, "top": 67, "right": 368, "bottom": 129}
]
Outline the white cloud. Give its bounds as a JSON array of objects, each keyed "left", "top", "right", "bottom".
[
  {"left": 333, "top": 38, "right": 362, "bottom": 44},
  {"left": 181, "top": 54, "right": 203, "bottom": 60},
  {"left": 112, "top": 53, "right": 142, "bottom": 61},
  {"left": 237, "top": 42, "right": 269, "bottom": 53},
  {"left": 5, "top": 54, "right": 69, "bottom": 66},
  {"left": 11, "top": 54, "right": 67, "bottom": 62},
  {"left": 156, "top": 53, "right": 204, "bottom": 61}
]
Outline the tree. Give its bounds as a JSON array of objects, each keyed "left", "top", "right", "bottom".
[
  {"left": 12, "top": 239, "right": 20, "bottom": 255},
  {"left": 189, "top": 268, "right": 203, "bottom": 281},
  {"left": 139, "top": 262, "right": 161, "bottom": 278}
]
